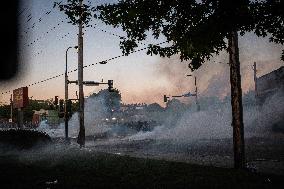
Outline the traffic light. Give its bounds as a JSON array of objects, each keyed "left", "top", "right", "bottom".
[
  {"left": 66, "top": 99, "right": 72, "bottom": 116},
  {"left": 54, "top": 96, "right": 58, "bottom": 106},
  {"left": 108, "top": 80, "right": 114, "bottom": 92},
  {"left": 164, "top": 95, "right": 168, "bottom": 103},
  {"left": 58, "top": 99, "right": 64, "bottom": 118}
]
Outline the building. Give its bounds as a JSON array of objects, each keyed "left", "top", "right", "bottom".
[{"left": 257, "top": 66, "right": 284, "bottom": 103}]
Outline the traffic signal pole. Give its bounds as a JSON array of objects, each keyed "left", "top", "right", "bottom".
[
  {"left": 186, "top": 74, "right": 200, "bottom": 111},
  {"left": 194, "top": 76, "right": 200, "bottom": 111},
  {"left": 77, "top": 0, "right": 85, "bottom": 147},
  {"left": 253, "top": 62, "right": 258, "bottom": 98}
]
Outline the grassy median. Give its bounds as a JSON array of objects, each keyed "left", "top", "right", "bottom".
[{"left": 0, "top": 150, "right": 282, "bottom": 189}]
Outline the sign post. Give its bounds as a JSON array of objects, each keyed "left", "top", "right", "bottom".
[
  {"left": 18, "top": 108, "right": 23, "bottom": 128},
  {"left": 10, "top": 94, "right": 13, "bottom": 122}
]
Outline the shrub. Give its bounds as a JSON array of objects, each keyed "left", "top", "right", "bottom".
[{"left": 0, "top": 129, "right": 51, "bottom": 150}]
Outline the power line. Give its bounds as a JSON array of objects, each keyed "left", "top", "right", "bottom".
[
  {"left": 3, "top": 2, "right": 166, "bottom": 95},
  {"left": 82, "top": 41, "right": 167, "bottom": 68},
  {"left": 21, "top": 5, "right": 146, "bottom": 57},
  {"left": 24, "top": 19, "right": 66, "bottom": 47},
  {"left": 20, "top": 18, "right": 72, "bottom": 58},
  {"left": 92, "top": 24, "right": 125, "bottom": 39},
  {"left": 92, "top": 23, "right": 147, "bottom": 46},
  {"left": 1, "top": 41, "right": 168, "bottom": 95},
  {"left": 19, "top": 1, "right": 62, "bottom": 39},
  {"left": 32, "top": 31, "right": 72, "bottom": 57},
  {"left": 22, "top": 20, "right": 112, "bottom": 58}
]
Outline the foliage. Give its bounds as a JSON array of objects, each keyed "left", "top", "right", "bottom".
[
  {"left": 166, "top": 98, "right": 188, "bottom": 112},
  {"left": 0, "top": 105, "right": 11, "bottom": 120},
  {"left": 71, "top": 100, "right": 79, "bottom": 114},
  {"left": 252, "top": 0, "right": 284, "bottom": 45},
  {"left": 97, "top": 0, "right": 284, "bottom": 70},
  {"left": 23, "top": 99, "right": 53, "bottom": 122},
  {"left": 54, "top": 0, "right": 94, "bottom": 27},
  {"left": 146, "top": 103, "right": 164, "bottom": 112},
  {"left": 0, "top": 99, "right": 55, "bottom": 122},
  {"left": 0, "top": 129, "right": 51, "bottom": 150}
]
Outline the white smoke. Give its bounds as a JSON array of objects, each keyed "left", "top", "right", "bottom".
[
  {"left": 36, "top": 87, "right": 284, "bottom": 143},
  {"left": 127, "top": 102, "right": 232, "bottom": 142},
  {"left": 37, "top": 120, "right": 65, "bottom": 138},
  {"left": 127, "top": 90, "right": 284, "bottom": 142},
  {"left": 244, "top": 90, "right": 284, "bottom": 136},
  {"left": 36, "top": 91, "right": 112, "bottom": 138},
  {"left": 67, "top": 95, "right": 111, "bottom": 137}
]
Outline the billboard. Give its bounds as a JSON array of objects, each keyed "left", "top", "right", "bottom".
[{"left": 13, "top": 87, "right": 29, "bottom": 109}]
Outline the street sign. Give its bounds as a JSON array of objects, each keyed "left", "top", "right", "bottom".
[
  {"left": 8, "top": 119, "right": 12, "bottom": 123},
  {"left": 13, "top": 87, "right": 29, "bottom": 109}
]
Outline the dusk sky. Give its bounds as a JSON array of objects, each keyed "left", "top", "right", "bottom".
[{"left": 0, "top": 0, "right": 283, "bottom": 105}]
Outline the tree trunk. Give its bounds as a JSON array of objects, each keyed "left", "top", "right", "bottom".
[{"left": 228, "top": 31, "right": 245, "bottom": 169}]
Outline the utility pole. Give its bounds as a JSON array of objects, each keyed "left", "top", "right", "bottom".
[
  {"left": 253, "top": 62, "right": 260, "bottom": 127},
  {"left": 77, "top": 0, "right": 85, "bottom": 147},
  {"left": 186, "top": 74, "right": 200, "bottom": 111},
  {"left": 194, "top": 76, "right": 200, "bottom": 111},
  {"left": 228, "top": 30, "right": 245, "bottom": 169},
  {"left": 253, "top": 62, "right": 258, "bottom": 99}
]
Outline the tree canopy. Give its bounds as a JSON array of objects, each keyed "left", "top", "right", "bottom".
[
  {"left": 54, "top": 0, "right": 93, "bottom": 26},
  {"left": 97, "top": 0, "right": 283, "bottom": 70}
]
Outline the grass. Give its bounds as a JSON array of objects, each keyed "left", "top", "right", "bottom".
[{"left": 0, "top": 150, "right": 282, "bottom": 189}]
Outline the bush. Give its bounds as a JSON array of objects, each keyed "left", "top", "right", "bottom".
[{"left": 0, "top": 129, "right": 51, "bottom": 150}]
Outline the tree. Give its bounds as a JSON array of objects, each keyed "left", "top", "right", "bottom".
[
  {"left": 146, "top": 103, "right": 164, "bottom": 112},
  {"left": 0, "top": 99, "right": 52, "bottom": 123},
  {"left": 0, "top": 105, "right": 11, "bottom": 120},
  {"left": 23, "top": 99, "right": 51, "bottom": 123},
  {"left": 96, "top": 0, "right": 283, "bottom": 169}
]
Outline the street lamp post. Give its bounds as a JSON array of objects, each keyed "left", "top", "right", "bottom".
[{"left": 65, "top": 46, "right": 78, "bottom": 142}]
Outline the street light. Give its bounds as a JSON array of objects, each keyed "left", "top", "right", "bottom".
[
  {"left": 65, "top": 45, "right": 78, "bottom": 142},
  {"left": 186, "top": 74, "right": 200, "bottom": 111}
]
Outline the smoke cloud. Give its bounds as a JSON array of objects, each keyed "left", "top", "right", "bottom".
[
  {"left": 134, "top": 33, "right": 284, "bottom": 105},
  {"left": 127, "top": 90, "right": 284, "bottom": 142},
  {"left": 37, "top": 92, "right": 113, "bottom": 138}
]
